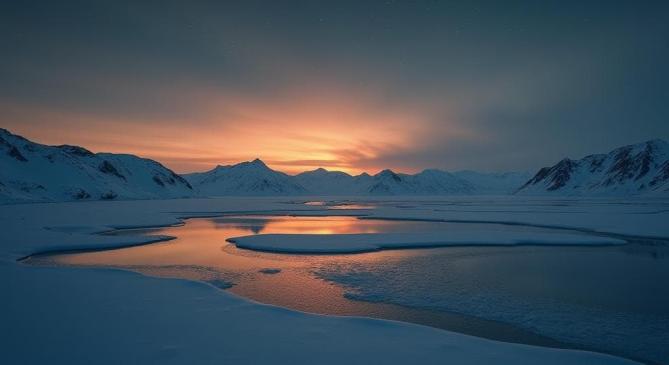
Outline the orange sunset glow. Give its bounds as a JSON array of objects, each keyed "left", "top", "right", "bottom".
[{"left": 3, "top": 86, "right": 470, "bottom": 175}]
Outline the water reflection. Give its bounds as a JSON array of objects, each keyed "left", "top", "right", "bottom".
[
  {"left": 25, "top": 215, "right": 669, "bottom": 364},
  {"left": 315, "top": 244, "right": 669, "bottom": 364},
  {"left": 28, "top": 216, "right": 580, "bottom": 344}
]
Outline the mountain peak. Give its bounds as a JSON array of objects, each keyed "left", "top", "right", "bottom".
[
  {"left": 377, "top": 169, "right": 397, "bottom": 176},
  {"left": 299, "top": 167, "right": 329, "bottom": 175},
  {"left": 184, "top": 157, "right": 306, "bottom": 195},
  {"left": 644, "top": 138, "right": 668, "bottom": 150},
  {"left": 235, "top": 158, "right": 269, "bottom": 169},
  {"left": 375, "top": 169, "right": 402, "bottom": 183},
  {"left": 203, "top": 159, "right": 273, "bottom": 174}
]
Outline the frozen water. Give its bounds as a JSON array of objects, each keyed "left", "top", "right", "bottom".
[
  {"left": 31, "top": 214, "right": 667, "bottom": 363},
  {"left": 316, "top": 244, "right": 669, "bottom": 363}
]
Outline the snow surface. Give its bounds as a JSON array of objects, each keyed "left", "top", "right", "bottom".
[
  {"left": 3, "top": 196, "right": 663, "bottom": 364},
  {"left": 229, "top": 231, "right": 624, "bottom": 253}
]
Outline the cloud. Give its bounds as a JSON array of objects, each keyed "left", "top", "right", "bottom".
[{"left": 2, "top": 1, "right": 668, "bottom": 173}]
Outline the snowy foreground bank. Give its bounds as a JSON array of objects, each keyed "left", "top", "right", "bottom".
[{"left": 3, "top": 196, "right": 667, "bottom": 364}]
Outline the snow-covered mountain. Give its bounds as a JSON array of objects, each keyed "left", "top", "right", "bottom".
[
  {"left": 183, "top": 159, "right": 307, "bottom": 196},
  {"left": 453, "top": 170, "right": 532, "bottom": 194},
  {"left": 295, "top": 168, "right": 476, "bottom": 195},
  {"left": 9, "top": 128, "right": 665, "bottom": 200},
  {"left": 0, "top": 128, "right": 194, "bottom": 203},
  {"left": 294, "top": 168, "right": 367, "bottom": 195},
  {"left": 191, "top": 163, "right": 477, "bottom": 196},
  {"left": 517, "top": 139, "right": 669, "bottom": 196},
  {"left": 366, "top": 169, "right": 476, "bottom": 195}
]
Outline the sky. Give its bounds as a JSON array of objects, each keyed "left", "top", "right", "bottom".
[{"left": 1, "top": 0, "right": 668, "bottom": 175}]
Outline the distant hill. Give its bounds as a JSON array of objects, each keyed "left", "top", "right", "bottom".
[
  {"left": 452, "top": 170, "right": 532, "bottom": 194},
  {"left": 294, "top": 168, "right": 480, "bottom": 195},
  {"left": 365, "top": 169, "right": 475, "bottom": 195},
  {"left": 186, "top": 161, "right": 514, "bottom": 196},
  {"left": 294, "top": 168, "right": 370, "bottom": 195}
]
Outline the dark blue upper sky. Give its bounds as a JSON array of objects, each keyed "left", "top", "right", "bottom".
[{"left": 1, "top": 0, "right": 668, "bottom": 174}]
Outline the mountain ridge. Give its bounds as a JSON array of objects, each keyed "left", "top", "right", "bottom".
[
  {"left": 0, "top": 128, "right": 194, "bottom": 203},
  {"left": 3, "top": 128, "right": 667, "bottom": 202},
  {"left": 516, "top": 139, "right": 669, "bottom": 196},
  {"left": 183, "top": 157, "right": 307, "bottom": 196},
  {"left": 185, "top": 160, "right": 518, "bottom": 196}
]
